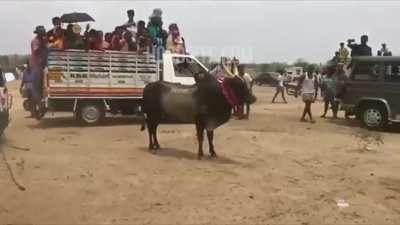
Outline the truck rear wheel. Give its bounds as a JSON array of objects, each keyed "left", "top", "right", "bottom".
[
  {"left": 78, "top": 103, "right": 105, "bottom": 125},
  {"left": 361, "top": 104, "right": 388, "bottom": 129}
]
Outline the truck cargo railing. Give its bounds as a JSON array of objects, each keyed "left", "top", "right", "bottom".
[{"left": 46, "top": 49, "right": 161, "bottom": 98}]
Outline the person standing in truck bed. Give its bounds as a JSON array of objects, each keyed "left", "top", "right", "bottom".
[
  {"left": 166, "top": 23, "right": 185, "bottom": 54},
  {"left": 123, "top": 9, "right": 137, "bottom": 38},
  {"left": 348, "top": 35, "right": 372, "bottom": 57},
  {"left": 338, "top": 42, "right": 349, "bottom": 63},
  {"left": 47, "top": 17, "right": 65, "bottom": 49}
]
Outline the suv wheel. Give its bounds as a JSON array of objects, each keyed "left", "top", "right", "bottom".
[
  {"left": 78, "top": 103, "right": 105, "bottom": 125},
  {"left": 361, "top": 104, "right": 388, "bottom": 129}
]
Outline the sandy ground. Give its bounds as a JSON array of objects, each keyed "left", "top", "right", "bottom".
[{"left": 1, "top": 81, "right": 400, "bottom": 225}]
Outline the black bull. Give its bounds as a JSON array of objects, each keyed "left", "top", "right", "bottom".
[{"left": 140, "top": 75, "right": 253, "bottom": 159}]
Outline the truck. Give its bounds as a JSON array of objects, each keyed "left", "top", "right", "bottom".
[
  {"left": 41, "top": 49, "right": 209, "bottom": 125},
  {"left": 338, "top": 56, "right": 400, "bottom": 129}
]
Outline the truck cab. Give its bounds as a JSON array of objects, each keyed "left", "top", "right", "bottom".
[
  {"left": 162, "top": 52, "right": 209, "bottom": 85},
  {"left": 339, "top": 56, "right": 400, "bottom": 129}
]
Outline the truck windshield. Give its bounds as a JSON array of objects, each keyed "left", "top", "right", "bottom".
[{"left": 173, "top": 57, "right": 207, "bottom": 78}]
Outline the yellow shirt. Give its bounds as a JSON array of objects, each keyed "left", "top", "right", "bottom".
[{"left": 339, "top": 47, "right": 349, "bottom": 62}]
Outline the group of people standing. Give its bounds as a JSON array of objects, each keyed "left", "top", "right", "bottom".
[
  {"left": 296, "top": 34, "right": 382, "bottom": 123},
  {"left": 295, "top": 64, "right": 346, "bottom": 123},
  {"left": 213, "top": 57, "right": 255, "bottom": 120}
]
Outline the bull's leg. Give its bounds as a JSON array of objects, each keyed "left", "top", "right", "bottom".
[
  {"left": 153, "top": 123, "right": 161, "bottom": 150},
  {"left": 147, "top": 123, "right": 154, "bottom": 150},
  {"left": 207, "top": 130, "right": 216, "bottom": 157},
  {"left": 196, "top": 121, "right": 204, "bottom": 160}
]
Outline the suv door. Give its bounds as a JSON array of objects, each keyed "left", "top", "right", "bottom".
[
  {"left": 382, "top": 62, "right": 400, "bottom": 120},
  {"left": 344, "top": 61, "right": 383, "bottom": 106}
]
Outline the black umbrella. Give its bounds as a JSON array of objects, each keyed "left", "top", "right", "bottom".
[{"left": 60, "top": 12, "right": 95, "bottom": 23}]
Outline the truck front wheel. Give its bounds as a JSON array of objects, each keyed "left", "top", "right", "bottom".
[
  {"left": 361, "top": 104, "right": 388, "bottom": 129},
  {"left": 78, "top": 103, "right": 105, "bottom": 125}
]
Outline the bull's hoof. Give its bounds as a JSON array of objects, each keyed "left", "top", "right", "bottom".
[
  {"left": 155, "top": 144, "right": 161, "bottom": 150},
  {"left": 210, "top": 153, "right": 217, "bottom": 158}
]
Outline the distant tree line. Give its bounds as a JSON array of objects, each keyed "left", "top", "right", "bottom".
[{"left": 0, "top": 54, "right": 29, "bottom": 73}]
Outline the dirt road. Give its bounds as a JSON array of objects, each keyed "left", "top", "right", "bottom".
[{"left": 1, "top": 82, "right": 400, "bottom": 224}]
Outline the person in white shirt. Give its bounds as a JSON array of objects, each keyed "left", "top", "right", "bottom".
[
  {"left": 238, "top": 65, "right": 253, "bottom": 119},
  {"left": 123, "top": 9, "right": 137, "bottom": 41},
  {"left": 297, "top": 72, "right": 318, "bottom": 123},
  {"left": 272, "top": 72, "right": 287, "bottom": 103}
]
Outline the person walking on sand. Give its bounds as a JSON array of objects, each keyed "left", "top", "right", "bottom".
[
  {"left": 272, "top": 72, "right": 287, "bottom": 103},
  {"left": 320, "top": 71, "right": 338, "bottom": 119},
  {"left": 297, "top": 72, "right": 318, "bottom": 123}
]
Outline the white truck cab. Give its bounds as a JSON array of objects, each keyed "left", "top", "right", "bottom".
[{"left": 162, "top": 51, "right": 209, "bottom": 85}]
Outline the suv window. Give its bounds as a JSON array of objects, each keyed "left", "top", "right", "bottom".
[
  {"left": 384, "top": 63, "right": 400, "bottom": 82},
  {"left": 351, "top": 62, "right": 381, "bottom": 81},
  {"left": 172, "top": 57, "right": 207, "bottom": 78}
]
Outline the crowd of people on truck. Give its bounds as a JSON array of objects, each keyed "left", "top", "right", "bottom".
[
  {"left": 34, "top": 9, "right": 187, "bottom": 54},
  {"left": 23, "top": 8, "right": 188, "bottom": 118},
  {"left": 330, "top": 34, "right": 392, "bottom": 64}
]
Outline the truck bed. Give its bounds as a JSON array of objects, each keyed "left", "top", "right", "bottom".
[{"left": 46, "top": 50, "right": 160, "bottom": 98}]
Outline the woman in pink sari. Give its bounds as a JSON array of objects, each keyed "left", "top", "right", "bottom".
[{"left": 166, "top": 23, "right": 185, "bottom": 54}]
